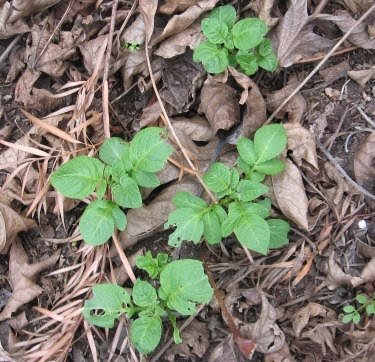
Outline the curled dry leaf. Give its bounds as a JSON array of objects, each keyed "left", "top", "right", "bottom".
[
  {"left": 348, "top": 67, "right": 375, "bottom": 87},
  {"left": 208, "top": 334, "right": 237, "bottom": 362},
  {"left": 251, "top": 0, "right": 279, "bottom": 28},
  {"left": 267, "top": 158, "right": 309, "bottom": 230},
  {"left": 121, "top": 50, "right": 147, "bottom": 90},
  {"left": 154, "top": 22, "right": 204, "bottom": 59},
  {"left": 264, "top": 342, "right": 295, "bottom": 362},
  {"left": 0, "top": 202, "right": 36, "bottom": 254},
  {"left": 354, "top": 132, "right": 375, "bottom": 194},
  {"left": 337, "top": 0, "right": 374, "bottom": 13},
  {"left": 139, "top": 0, "right": 157, "bottom": 42},
  {"left": 284, "top": 123, "right": 319, "bottom": 172},
  {"left": 6, "top": 45, "right": 25, "bottom": 83},
  {"left": 0, "top": 241, "right": 59, "bottom": 321},
  {"left": 319, "top": 60, "right": 351, "bottom": 84},
  {"left": 166, "top": 320, "right": 209, "bottom": 361},
  {"left": 159, "top": 0, "right": 200, "bottom": 15},
  {"left": 121, "top": 14, "right": 146, "bottom": 46},
  {"left": 199, "top": 78, "right": 240, "bottom": 134},
  {"left": 172, "top": 116, "right": 214, "bottom": 141}
]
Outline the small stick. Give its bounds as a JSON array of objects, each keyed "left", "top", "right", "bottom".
[
  {"left": 112, "top": 233, "right": 136, "bottom": 283},
  {"left": 325, "top": 105, "right": 349, "bottom": 151},
  {"left": 296, "top": 46, "right": 357, "bottom": 64},
  {"left": 356, "top": 106, "right": 375, "bottom": 129},
  {"left": 316, "top": 138, "right": 375, "bottom": 201},
  {"left": 266, "top": 3, "right": 375, "bottom": 124},
  {"left": 0, "top": 34, "right": 21, "bottom": 66}
]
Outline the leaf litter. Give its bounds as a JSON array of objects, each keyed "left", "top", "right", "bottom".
[{"left": 0, "top": 0, "right": 375, "bottom": 361}]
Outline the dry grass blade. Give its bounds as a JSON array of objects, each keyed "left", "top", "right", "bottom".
[{"left": 0, "top": 140, "right": 50, "bottom": 157}]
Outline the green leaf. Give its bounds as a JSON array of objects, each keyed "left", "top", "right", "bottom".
[
  {"left": 112, "top": 205, "right": 127, "bottom": 231},
  {"left": 193, "top": 41, "right": 229, "bottom": 74},
  {"left": 343, "top": 305, "right": 356, "bottom": 313},
  {"left": 247, "top": 171, "right": 265, "bottom": 182},
  {"left": 83, "top": 284, "right": 131, "bottom": 328},
  {"left": 203, "top": 211, "right": 222, "bottom": 245},
  {"left": 209, "top": 4, "right": 236, "bottom": 29},
  {"left": 136, "top": 252, "right": 159, "bottom": 278},
  {"left": 356, "top": 294, "right": 367, "bottom": 305},
  {"left": 130, "top": 316, "right": 162, "bottom": 355},
  {"left": 79, "top": 200, "right": 115, "bottom": 245},
  {"left": 159, "top": 259, "right": 213, "bottom": 316},
  {"left": 168, "top": 314, "right": 182, "bottom": 344},
  {"left": 232, "top": 18, "right": 268, "bottom": 50},
  {"left": 352, "top": 312, "right": 360, "bottom": 324},
  {"left": 230, "top": 168, "right": 240, "bottom": 188},
  {"left": 258, "top": 53, "right": 278, "bottom": 72},
  {"left": 173, "top": 192, "right": 208, "bottom": 211},
  {"left": 132, "top": 169, "right": 160, "bottom": 188},
  {"left": 129, "top": 127, "right": 173, "bottom": 173},
  {"left": 258, "top": 38, "right": 273, "bottom": 57},
  {"left": 268, "top": 219, "right": 290, "bottom": 249},
  {"left": 243, "top": 201, "right": 270, "bottom": 218},
  {"left": 203, "top": 162, "right": 231, "bottom": 192},
  {"left": 165, "top": 208, "right": 204, "bottom": 247},
  {"left": 112, "top": 176, "right": 142, "bottom": 208},
  {"left": 112, "top": 153, "right": 133, "bottom": 179},
  {"left": 254, "top": 124, "right": 287, "bottom": 163},
  {"left": 201, "top": 18, "right": 228, "bottom": 44},
  {"left": 255, "top": 158, "right": 284, "bottom": 175},
  {"left": 234, "top": 215, "right": 270, "bottom": 255},
  {"left": 236, "top": 180, "right": 269, "bottom": 201},
  {"left": 366, "top": 303, "right": 375, "bottom": 315},
  {"left": 236, "top": 51, "right": 258, "bottom": 75},
  {"left": 211, "top": 204, "right": 227, "bottom": 223},
  {"left": 132, "top": 280, "right": 158, "bottom": 307},
  {"left": 342, "top": 313, "right": 354, "bottom": 323},
  {"left": 96, "top": 180, "right": 107, "bottom": 200},
  {"left": 237, "top": 138, "right": 257, "bottom": 165},
  {"left": 221, "top": 202, "right": 243, "bottom": 237},
  {"left": 51, "top": 156, "right": 104, "bottom": 199},
  {"left": 99, "top": 137, "right": 128, "bottom": 165}
]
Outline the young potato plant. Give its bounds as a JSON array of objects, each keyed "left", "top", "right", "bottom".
[
  {"left": 165, "top": 124, "right": 290, "bottom": 255},
  {"left": 83, "top": 256, "right": 214, "bottom": 355},
  {"left": 50, "top": 127, "right": 173, "bottom": 246},
  {"left": 342, "top": 293, "right": 375, "bottom": 324},
  {"left": 193, "top": 4, "right": 278, "bottom": 74}
]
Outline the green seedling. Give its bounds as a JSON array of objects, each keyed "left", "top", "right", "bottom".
[
  {"left": 342, "top": 293, "right": 375, "bottom": 324},
  {"left": 165, "top": 124, "right": 290, "bottom": 255},
  {"left": 193, "top": 4, "right": 278, "bottom": 74},
  {"left": 83, "top": 257, "right": 213, "bottom": 355},
  {"left": 51, "top": 127, "right": 173, "bottom": 246},
  {"left": 122, "top": 42, "right": 140, "bottom": 51}
]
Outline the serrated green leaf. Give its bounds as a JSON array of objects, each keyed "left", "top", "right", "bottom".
[
  {"left": 237, "top": 138, "right": 257, "bottom": 166},
  {"left": 112, "top": 205, "right": 127, "bottom": 231},
  {"left": 211, "top": 204, "right": 227, "bottom": 223},
  {"left": 232, "top": 18, "right": 268, "bottom": 50},
  {"left": 165, "top": 208, "right": 204, "bottom": 247},
  {"left": 352, "top": 312, "right": 360, "bottom": 324},
  {"left": 132, "top": 169, "right": 160, "bottom": 188},
  {"left": 159, "top": 259, "right": 213, "bottom": 315},
  {"left": 234, "top": 215, "right": 270, "bottom": 255},
  {"left": 172, "top": 191, "right": 208, "bottom": 211},
  {"left": 259, "top": 53, "right": 278, "bottom": 72},
  {"left": 356, "top": 294, "right": 367, "bottom": 305},
  {"left": 79, "top": 200, "right": 115, "bottom": 245},
  {"left": 268, "top": 219, "right": 290, "bottom": 249},
  {"left": 129, "top": 127, "right": 173, "bottom": 173},
  {"left": 236, "top": 180, "right": 268, "bottom": 201},
  {"left": 343, "top": 305, "right": 356, "bottom": 313},
  {"left": 236, "top": 51, "right": 258, "bottom": 75},
  {"left": 203, "top": 162, "right": 231, "bottom": 192},
  {"left": 168, "top": 314, "right": 182, "bottom": 344},
  {"left": 132, "top": 280, "right": 157, "bottom": 307},
  {"left": 342, "top": 313, "right": 354, "bottom": 323},
  {"left": 83, "top": 284, "right": 130, "bottom": 328},
  {"left": 112, "top": 177, "right": 142, "bottom": 208},
  {"left": 203, "top": 211, "right": 222, "bottom": 245},
  {"left": 254, "top": 124, "right": 287, "bottom": 163},
  {"left": 258, "top": 38, "right": 273, "bottom": 57},
  {"left": 51, "top": 156, "right": 104, "bottom": 199},
  {"left": 131, "top": 316, "right": 162, "bottom": 355},
  {"left": 136, "top": 251, "right": 159, "bottom": 278},
  {"left": 201, "top": 18, "right": 228, "bottom": 44},
  {"left": 255, "top": 158, "right": 284, "bottom": 175},
  {"left": 193, "top": 41, "right": 228, "bottom": 74},
  {"left": 99, "top": 137, "right": 128, "bottom": 165},
  {"left": 209, "top": 4, "right": 236, "bottom": 29},
  {"left": 230, "top": 168, "right": 240, "bottom": 188}
]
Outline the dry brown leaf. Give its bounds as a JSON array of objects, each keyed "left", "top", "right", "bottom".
[
  {"left": 159, "top": 0, "right": 200, "bottom": 15},
  {"left": 268, "top": 158, "right": 309, "bottom": 230},
  {"left": 172, "top": 116, "right": 214, "bottom": 141},
  {"left": 199, "top": 77, "right": 240, "bottom": 133},
  {"left": 264, "top": 342, "right": 295, "bottom": 362},
  {"left": 121, "top": 14, "right": 146, "bottom": 46},
  {"left": 166, "top": 320, "right": 209, "bottom": 361},
  {"left": 6, "top": 46, "right": 25, "bottom": 83},
  {"left": 266, "top": 80, "right": 307, "bottom": 123},
  {"left": 0, "top": 202, "right": 36, "bottom": 254},
  {"left": 315, "top": 10, "right": 375, "bottom": 49},
  {"left": 319, "top": 60, "right": 351, "bottom": 84},
  {"left": 0, "top": 241, "right": 59, "bottom": 321},
  {"left": 208, "top": 334, "right": 237, "bottom": 362},
  {"left": 154, "top": 22, "right": 204, "bottom": 59},
  {"left": 139, "top": 0, "right": 157, "bottom": 42},
  {"left": 284, "top": 123, "right": 319, "bottom": 172},
  {"left": 0, "top": 5, "right": 30, "bottom": 40},
  {"left": 138, "top": 102, "right": 162, "bottom": 129},
  {"left": 121, "top": 50, "right": 147, "bottom": 90},
  {"left": 251, "top": 0, "right": 279, "bottom": 28},
  {"left": 337, "top": 0, "right": 373, "bottom": 13},
  {"left": 152, "top": 0, "right": 219, "bottom": 46},
  {"left": 354, "top": 132, "right": 375, "bottom": 194},
  {"left": 348, "top": 67, "right": 375, "bottom": 87}
]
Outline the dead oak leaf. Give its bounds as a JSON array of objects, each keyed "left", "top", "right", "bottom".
[
  {"left": 139, "top": 0, "right": 157, "bottom": 42},
  {"left": 251, "top": 0, "right": 279, "bottom": 28},
  {"left": 208, "top": 334, "right": 237, "bottom": 362},
  {"left": 337, "top": 0, "right": 374, "bottom": 13},
  {"left": 348, "top": 67, "right": 375, "bottom": 87},
  {"left": 159, "top": 0, "right": 200, "bottom": 15},
  {"left": 0, "top": 241, "right": 59, "bottom": 321}
]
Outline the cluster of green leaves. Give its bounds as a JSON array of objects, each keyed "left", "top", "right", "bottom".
[
  {"left": 193, "top": 5, "right": 278, "bottom": 74},
  {"left": 165, "top": 124, "right": 290, "bottom": 255},
  {"left": 83, "top": 256, "right": 213, "bottom": 355},
  {"left": 342, "top": 293, "right": 375, "bottom": 324},
  {"left": 122, "top": 42, "right": 140, "bottom": 51},
  {"left": 50, "top": 127, "right": 173, "bottom": 246}
]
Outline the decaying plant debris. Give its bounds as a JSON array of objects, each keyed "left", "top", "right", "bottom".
[{"left": 0, "top": 0, "right": 375, "bottom": 361}]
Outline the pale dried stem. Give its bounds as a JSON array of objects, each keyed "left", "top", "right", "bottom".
[
  {"left": 0, "top": 34, "right": 21, "bottom": 66},
  {"left": 112, "top": 233, "right": 136, "bottom": 283}
]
